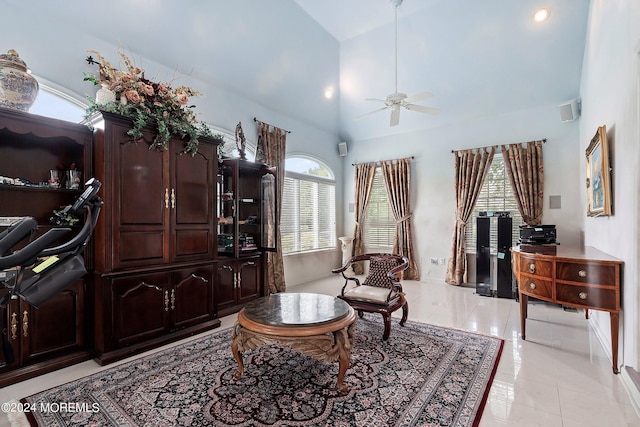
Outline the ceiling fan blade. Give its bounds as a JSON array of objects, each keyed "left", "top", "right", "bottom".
[
  {"left": 404, "top": 104, "right": 440, "bottom": 115},
  {"left": 364, "top": 98, "right": 387, "bottom": 103},
  {"left": 403, "top": 92, "right": 434, "bottom": 103},
  {"left": 390, "top": 108, "right": 400, "bottom": 126},
  {"left": 354, "top": 106, "right": 389, "bottom": 120}
]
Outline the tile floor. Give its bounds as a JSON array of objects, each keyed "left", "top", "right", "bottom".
[{"left": 1, "top": 276, "right": 639, "bottom": 426}]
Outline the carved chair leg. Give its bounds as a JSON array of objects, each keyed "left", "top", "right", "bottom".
[
  {"left": 400, "top": 302, "right": 408, "bottom": 326},
  {"left": 382, "top": 312, "right": 391, "bottom": 340}
]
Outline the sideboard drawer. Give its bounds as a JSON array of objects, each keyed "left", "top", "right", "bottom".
[
  {"left": 556, "top": 262, "right": 617, "bottom": 285},
  {"left": 519, "top": 256, "right": 552, "bottom": 278},
  {"left": 519, "top": 276, "right": 553, "bottom": 299},
  {"left": 555, "top": 283, "right": 617, "bottom": 310}
]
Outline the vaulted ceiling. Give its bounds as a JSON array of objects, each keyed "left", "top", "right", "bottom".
[
  {"left": 296, "top": 0, "right": 590, "bottom": 141},
  {"left": 3, "top": 0, "right": 590, "bottom": 143}
]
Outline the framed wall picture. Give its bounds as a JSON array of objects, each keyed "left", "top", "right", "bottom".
[{"left": 585, "top": 125, "right": 612, "bottom": 216}]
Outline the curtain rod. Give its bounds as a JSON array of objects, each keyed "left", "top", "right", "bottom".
[
  {"left": 352, "top": 156, "right": 414, "bottom": 166},
  {"left": 450, "top": 138, "right": 547, "bottom": 153},
  {"left": 253, "top": 117, "right": 291, "bottom": 134}
]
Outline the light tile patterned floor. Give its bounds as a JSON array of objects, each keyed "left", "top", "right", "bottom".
[{"left": 1, "top": 277, "right": 639, "bottom": 426}]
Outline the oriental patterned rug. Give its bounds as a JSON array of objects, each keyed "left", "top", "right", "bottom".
[{"left": 17, "top": 317, "right": 502, "bottom": 427}]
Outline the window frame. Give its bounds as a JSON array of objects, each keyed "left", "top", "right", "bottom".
[
  {"left": 464, "top": 154, "right": 525, "bottom": 254},
  {"left": 280, "top": 156, "right": 336, "bottom": 255},
  {"left": 364, "top": 167, "right": 395, "bottom": 251}
]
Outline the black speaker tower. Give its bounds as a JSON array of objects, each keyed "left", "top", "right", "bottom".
[
  {"left": 475, "top": 216, "right": 491, "bottom": 296},
  {"left": 496, "top": 216, "right": 513, "bottom": 298}
]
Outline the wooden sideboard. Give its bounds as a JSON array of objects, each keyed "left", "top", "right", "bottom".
[{"left": 511, "top": 245, "right": 622, "bottom": 374}]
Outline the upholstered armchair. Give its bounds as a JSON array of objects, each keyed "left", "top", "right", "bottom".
[{"left": 331, "top": 253, "right": 409, "bottom": 340}]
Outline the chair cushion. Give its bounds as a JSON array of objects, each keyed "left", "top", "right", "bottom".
[
  {"left": 363, "top": 256, "right": 401, "bottom": 288},
  {"left": 342, "top": 285, "right": 397, "bottom": 304}
]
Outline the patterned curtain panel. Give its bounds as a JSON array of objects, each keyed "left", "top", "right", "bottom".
[
  {"left": 502, "top": 141, "right": 544, "bottom": 225},
  {"left": 257, "top": 121, "right": 287, "bottom": 293},
  {"left": 380, "top": 158, "right": 419, "bottom": 280},
  {"left": 351, "top": 163, "right": 376, "bottom": 274},
  {"left": 445, "top": 147, "right": 495, "bottom": 285}
]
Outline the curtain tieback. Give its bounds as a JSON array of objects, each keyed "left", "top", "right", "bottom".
[
  {"left": 456, "top": 218, "right": 467, "bottom": 227},
  {"left": 396, "top": 214, "right": 412, "bottom": 224}
]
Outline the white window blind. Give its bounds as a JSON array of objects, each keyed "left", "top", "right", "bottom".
[
  {"left": 465, "top": 155, "right": 524, "bottom": 253},
  {"left": 364, "top": 169, "right": 394, "bottom": 249},
  {"left": 281, "top": 170, "right": 336, "bottom": 254}
]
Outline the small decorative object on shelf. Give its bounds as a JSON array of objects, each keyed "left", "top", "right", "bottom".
[
  {"left": 235, "top": 122, "right": 247, "bottom": 160},
  {"left": 48, "top": 169, "right": 61, "bottom": 188},
  {"left": 65, "top": 170, "right": 81, "bottom": 190},
  {"left": 83, "top": 48, "right": 212, "bottom": 154},
  {"left": 0, "top": 49, "right": 39, "bottom": 112}
]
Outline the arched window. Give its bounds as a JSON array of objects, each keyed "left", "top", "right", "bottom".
[
  {"left": 281, "top": 156, "right": 336, "bottom": 254},
  {"left": 29, "top": 79, "right": 88, "bottom": 123}
]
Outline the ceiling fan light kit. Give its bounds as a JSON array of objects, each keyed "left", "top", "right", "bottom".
[{"left": 356, "top": 0, "right": 439, "bottom": 126}]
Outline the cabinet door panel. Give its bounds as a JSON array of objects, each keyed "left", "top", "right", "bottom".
[
  {"left": 21, "top": 281, "right": 84, "bottom": 363},
  {"left": 118, "top": 138, "right": 166, "bottom": 226},
  {"left": 173, "top": 145, "right": 214, "bottom": 225},
  {"left": 171, "top": 143, "right": 214, "bottom": 261},
  {"left": 215, "top": 261, "right": 236, "bottom": 313},
  {"left": 112, "top": 125, "right": 169, "bottom": 268},
  {"left": 0, "top": 292, "right": 19, "bottom": 370},
  {"left": 238, "top": 258, "right": 261, "bottom": 304},
  {"left": 174, "top": 230, "right": 210, "bottom": 257},
  {"left": 117, "top": 231, "right": 165, "bottom": 262},
  {"left": 171, "top": 266, "right": 213, "bottom": 329},
  {"left": 112, "top": 273, "right": 167, "bottom": 347}
]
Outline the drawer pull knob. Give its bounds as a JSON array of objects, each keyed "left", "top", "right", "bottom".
[
  {"left": 529, "top": 282, "right": 536, "bottom": 290},
  {"left": 529, "top": 264, "right": 536, "bottom": 273},
  {"left": 578, "top": 270, "right": 587, "bottom": 278},
  {"left": 579, "top": 292, "right": 588, "bottom": 300}
]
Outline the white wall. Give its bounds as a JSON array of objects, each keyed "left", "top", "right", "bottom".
[
  {"left": 579, "top": 0, "right": 640, "bottom": 373},
  {"left": 341, "top": 103, "right": 582, "bottom": 281},
  {"left": 1, "top": 0, "right": 347, "bottom": 289}
]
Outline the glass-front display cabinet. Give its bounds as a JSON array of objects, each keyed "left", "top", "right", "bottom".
[{"left": 217, "top": 159, "right": 276, "bottom": 257}]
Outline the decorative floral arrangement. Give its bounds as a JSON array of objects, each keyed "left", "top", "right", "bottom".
[{"left": 83, "top": 49, "right": 211, "bottom": 153}]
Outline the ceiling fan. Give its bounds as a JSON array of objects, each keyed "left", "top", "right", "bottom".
[{"left": 355, "top": 0, "right": 439, "bottom": 127}]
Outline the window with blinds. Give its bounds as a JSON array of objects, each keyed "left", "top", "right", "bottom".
[
  {"left": 464, "top": 155, "right": 524, "bottom": 253},
  {"left": 281, "top": 157, "right": 336, "bottom": 254},
  {"left": 364, "top": 169, "right": 395, "bottom": 249}
]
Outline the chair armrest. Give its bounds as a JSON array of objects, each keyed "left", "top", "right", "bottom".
[
  {"left": 331, "top": 264, "right": 350, "bottom": 274},
  {"left": 340, "top": 276, "right": 361, "bottom": 295},
  {"left": 386, "top": 257, "right": 409, "bottom": 282}
]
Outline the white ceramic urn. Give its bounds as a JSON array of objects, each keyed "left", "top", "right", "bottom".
[{"left": 0, "top": 49, "right": 39, "bottom": 112}]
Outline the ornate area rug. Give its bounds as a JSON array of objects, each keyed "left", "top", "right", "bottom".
[{"left": 18, "top": 317, "right": 502, "bottom": 426}]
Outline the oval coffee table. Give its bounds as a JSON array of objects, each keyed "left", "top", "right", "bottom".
[{"left": 231, "top": 293, "right": 357, "bottom": 393}]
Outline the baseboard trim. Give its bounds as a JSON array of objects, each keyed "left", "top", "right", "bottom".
[{"left": 621, "top": 366, "right": 640, "bottom": 418}]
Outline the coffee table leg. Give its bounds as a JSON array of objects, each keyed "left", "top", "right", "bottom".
[
  {"left": 335, "top": 325, "right": 354, "bottom": 394},
  {"left": 231, "top": 324, "right": 244, "bottom": 379}
]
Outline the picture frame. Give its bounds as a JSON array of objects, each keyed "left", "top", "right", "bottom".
[{"left": 585, "top": 125, "right": 612, "bottom": 216}]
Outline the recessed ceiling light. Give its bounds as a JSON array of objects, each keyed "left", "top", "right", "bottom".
[
  {"left": 533, "top": 8, "right": 550, "bottom": 22},
  {"left": 324, "top": 88, "right": 334, "bottom": 99}
]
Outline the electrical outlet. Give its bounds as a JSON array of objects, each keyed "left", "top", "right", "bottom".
[
  {"left": 430, "top": 257, "right": 438, "bottom": 264},
  {"left": 439, "top": 258, "right": 446, "bottom": 265}
]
